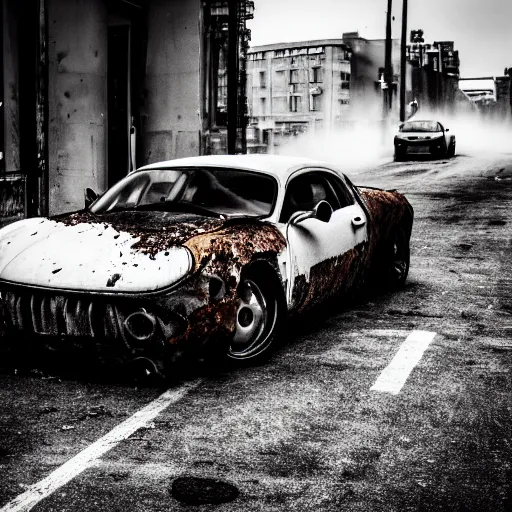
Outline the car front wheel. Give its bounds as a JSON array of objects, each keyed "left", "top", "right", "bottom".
[
  {"left": 394, "top": 147, "right": 405, "bottom": 161},
  {"left": 227, "top": 268, "right": 284, "bottom": 362},
  {"left": 447, "top": 139, "right": 456, "bottom": 157}
]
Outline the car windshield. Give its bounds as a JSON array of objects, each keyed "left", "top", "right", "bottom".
[
  {"left": 400, "top": 121, "right": 441, "bottom": 132},
  {"left": 90, "top": 167, "right": 278, "bottom": 218}
]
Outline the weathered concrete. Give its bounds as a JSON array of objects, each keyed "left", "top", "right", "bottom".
[
  {"left": 142, "top": 0, "right": 202, "bottom": 164},
  {"left": 47, "top": 0, "right": 107, "bottom": 215},
  {"left": 2, "top": 0, "right": 21, "bottom": 176}
]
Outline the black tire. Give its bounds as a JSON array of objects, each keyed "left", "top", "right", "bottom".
[
  {"left": 447, "top": 140, "right": 456, "bottom": 158},
  {"left": 227, "top": 266, "right": 285, "bottom": 363},
  {"left": 387, "top": 227, "right": 410, "bottom": 288},
  {"left": 394, "top": 147, "right": 405, "bottom": 162}
]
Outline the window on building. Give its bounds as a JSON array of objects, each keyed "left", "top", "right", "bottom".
[
  {"left": 259, "top": 71, "right": 266, "bottom": 88},
  {"left": 340, "top": 72, "right": 350, "bottom": 81},
  {"left": 274, "top": 70, "right": 286, "bottom": 89},
  {"left": 339, "top": 99, "right": 349, "bottom": 105},
  {"left": 289, "top": 69, "right": 300, "bottom": 84},
  {"left": 311, "top": 67, "right": 322, "bottom": 83},
  {"left": 289, "top": 95, "right": 301, "bottom": 112},
  {"left": 260, "top": 97, "right": 266, "bottom": 115},
  {"left": 341, "top": 81, "right": 350, "bottom": 90},
  {"left": 310, "top": 94, "right": 322, "bottom": 111}
]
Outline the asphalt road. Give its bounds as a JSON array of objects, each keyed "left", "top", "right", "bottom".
[{"left": 1, "top": 150, "right": 511, "bottom": 511}]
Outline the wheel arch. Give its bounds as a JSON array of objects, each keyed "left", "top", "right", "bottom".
[{"left": 243, "top": 256, "right": 287, "bottom": 311}]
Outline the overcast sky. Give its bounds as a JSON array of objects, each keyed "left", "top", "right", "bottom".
[{"left": 247, "top": 0, "right": 512, "bottom": 78}]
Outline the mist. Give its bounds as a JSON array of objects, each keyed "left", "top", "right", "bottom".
[{"left": 275, "top": 106, "right": 512, "bottom": 172}]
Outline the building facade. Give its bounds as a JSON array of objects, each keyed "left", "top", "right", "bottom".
[
  {"left": 0, "top": 0, "right": 253, "bottom": 225},
  {"left": 246, "top": 33, "right": 404, "bottom": 153},
  {"left": 458, "top": 75, "right": 511, "bottom": 118},
  {"left": 406, "top": 31, "right": 469, "bottom": 113},
  {"left": 246, "top": 39, "right": 352, "bottom": 153}
]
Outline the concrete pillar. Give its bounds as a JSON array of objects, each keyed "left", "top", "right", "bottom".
[
  {"left": 47, "top": 0, "right": 107, "bottom": 215},
  {"left": 142, "top": 0, "right": 202, "bottom": 164},
  {"left": 2, "top": 0, "right": 20, "bottom": 175}
]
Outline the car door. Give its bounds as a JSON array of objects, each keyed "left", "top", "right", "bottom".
[{"left": 279, "top": 169, "right": 368, "bottom": 311}]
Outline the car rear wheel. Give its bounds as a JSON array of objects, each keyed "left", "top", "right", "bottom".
[
  {"left": 388, "top": 227, "right": 410, "bottom": 288},
  {"left": 227, "top": 269, "right": 284, "bottom": 362}
]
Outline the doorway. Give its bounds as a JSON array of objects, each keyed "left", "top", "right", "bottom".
[{"left": 107, "top": 22, "right": 131, "bottom": 188}]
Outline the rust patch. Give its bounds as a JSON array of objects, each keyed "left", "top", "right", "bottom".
[
  {"left": 185, "top": 222, "right": 286, "bottom": 273},
  {"left": 56, "top": 211, "right": 225, "bottom": 256},
  {"left": 360, "top": 188, "right": 412, "bottom": 257},
  {"left": 292, "top": 243, "right": 367, "bottom": 314},
  {"left": 164, "top": 222, "right": 287, "bottom": 350}
]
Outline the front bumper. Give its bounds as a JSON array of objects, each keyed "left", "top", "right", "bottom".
[
  {"left": 395, "top": 137, "right": 445, "bottom": 156},
  {"left": 0, "top": 274, "right": 237, "bottom": 378}
]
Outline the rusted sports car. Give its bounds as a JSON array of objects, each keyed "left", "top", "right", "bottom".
[{"left": 0, "top": 155, "right": 413, "bottom": 379}]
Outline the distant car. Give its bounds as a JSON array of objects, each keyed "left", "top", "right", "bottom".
[
  {"left": 394, "top": 120, "right": 456, "bottom": 161},
  {"left": 0, "top": 155, "right": 413, "bottom": 380}
]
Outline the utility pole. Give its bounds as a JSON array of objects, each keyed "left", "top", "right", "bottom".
[
  {"left": 227, "top": 0, "right": 239, "bottom": 154},
  {"left": 383, "top": 0, "right": 393, "bottom": 117},
  {"left": 399, "top": 0, "right": 408, "bottom": 121}
]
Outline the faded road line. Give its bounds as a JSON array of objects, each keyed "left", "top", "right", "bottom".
[
  {"left": 0, "top": 380, "right": 203, "bottom": 512},
  {"left": 371, "top": 330, "right": 436, "bottom": 395}
]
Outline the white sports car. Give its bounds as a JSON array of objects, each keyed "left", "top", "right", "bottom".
[
  {"left": 0, "top": 155, "right": 413, "bottom": 380},
  {"left": 394, "top": 120, "right": 456, "bottom": 161}
]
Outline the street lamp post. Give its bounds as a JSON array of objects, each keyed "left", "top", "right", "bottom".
[
  {"left": 400, "top": 0, "right": 408, "bottom": 121},
  {"left": 384, "top": 0, "right": 393, "bottom": 115}
]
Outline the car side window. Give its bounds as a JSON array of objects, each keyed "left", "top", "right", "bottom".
[
  {"left": 324, "top": 174, "right": 355, "bottom": 209},
  {"left": 279, "top": 172, "right": 342, "bottom": 223}
]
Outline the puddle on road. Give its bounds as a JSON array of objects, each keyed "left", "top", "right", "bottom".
[{"left": 170, "top": 476, "right": 239, "bottom": 505}]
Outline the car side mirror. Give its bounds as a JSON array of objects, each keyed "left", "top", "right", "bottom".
[
  {"left": 84, "top": 187, "right": 98, "bottom": 209},
  {"left": 312, "top": 200, "right": 333, "bottom": 222},
  {"left": 289, "top": 200, "right": 333, "bottom": 225},
  {"left": 445, "top": 128, "right": 449, "bottom": 132}
]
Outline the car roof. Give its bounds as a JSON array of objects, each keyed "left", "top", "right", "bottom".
[
  {"left": 404, "top": 119, "right": 439, "bottom": 122},
  {"left": 138, "top": 154, "right": 336, "bottom": 183}
]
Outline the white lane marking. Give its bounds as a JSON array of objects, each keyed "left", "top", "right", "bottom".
[
  {"left": 371, "top": 330, "right": 436, "bottom": 395},
  {"left": 1, "top": 380, "right": 202, "bottom": 512}
]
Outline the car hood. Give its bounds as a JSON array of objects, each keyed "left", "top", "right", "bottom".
[
  {"left": 0, "top": 211, "right": 227, "bottom": 293},
  {"left": 396, "top": 130, "right": 443, "bottom": 140}
]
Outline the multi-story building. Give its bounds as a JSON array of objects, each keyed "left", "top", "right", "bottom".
[
  {"left": 246, "top": 39, "right": 352, "bottom": 152},
  {"left": 246, "top": 33, "right": 403, "bottom": 153},
  {"left": 0, "top": 0, "right": 253, "bottom": 225}
]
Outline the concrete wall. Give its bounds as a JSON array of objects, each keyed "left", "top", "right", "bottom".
[
  {"left": 47, "top": 0, "right": 107, "bottom": 215},
  {"left": 142, "top": 0, "right": 202, "bottom": 164},
  {"left": 2, "top": 0, "right": 20, "bottom": 175}
]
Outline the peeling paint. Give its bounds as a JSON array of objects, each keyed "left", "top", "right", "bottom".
[
  {"left": 360, "top": 187, "right": 413, "bottom": 278},
  {"left": 57, "top": 211, "right": 224, "bottom": 256},
  {"left": 293, "top": 243, "right": 368, "bottom": 314},
  {"left": 160, "top": 221, "right": 287, "bottom": 355}
]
